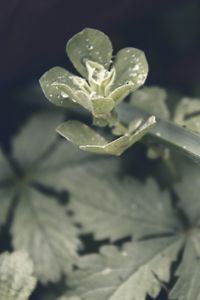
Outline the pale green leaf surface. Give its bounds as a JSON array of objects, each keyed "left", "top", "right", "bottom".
[
  {"left": 57, "top": 117, "right": 156, "bottom": 156},
  {"left": 170, "top": 239, "right": 200, "bottom": 300},
  {"left": 13, "top": 112, "right": 64, "bottom": 170},
  {"left": 130, "top": 86, "right": 170, "bottom": 120},
  {"left": 0, "top": 251, "right": 36, "bottom": 300},
  {"left": 112, "top": 48, "right": 148, "bottom": 92},
  {"left": 174, "top": 161, "right": 200, "bottom": 224},
  {"left": 34, "top": 151, "right": 119, "bottom": 192},
  {"left": 67, "top": 237, "right": 183, "bottom": 300},
  {"left": 174, "top": 97, "right": 200, "bottom": 134},
  {"left": 11, "top": 187, "right": 80, "bottom": 284},
  {"left": 66, "top": 28, "right": 113, "bottom": 78},
  {"left": 39, "top": 67, "right": 83, "bottom": 108},
  {"left": 68, "top": 176, "right": 181, "bottom": 241}
]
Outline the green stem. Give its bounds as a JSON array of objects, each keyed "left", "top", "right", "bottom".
[{"left": 118, "top": 103, "right": 200, "bottom": 165}]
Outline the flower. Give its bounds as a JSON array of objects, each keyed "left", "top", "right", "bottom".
[{"left": 40, "top": 28, "right": 148, "bottom": 126}]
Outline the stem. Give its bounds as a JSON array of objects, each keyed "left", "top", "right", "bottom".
[{"left": 118, "top": 103, "right": 200, "bottom": 165}]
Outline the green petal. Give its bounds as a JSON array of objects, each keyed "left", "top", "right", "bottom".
[
  {"left": 112, "top": 47, "right": 148, "bottom": 93},
  {"left": 57, "top": 117, "right": 156, "bottom": 156},
  {"left": 39, "top": 67, "right": 92, "bottom": 111},
  {"left": 66, "top": 28, "right": 113, "bottom": 78},
  {"left": 39, "top": 67, "right": 78, "bottom": 107}
]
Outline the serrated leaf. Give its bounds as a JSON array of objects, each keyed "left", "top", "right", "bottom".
[
  {"left": 174, "top": 97, "right": 200, "bottom": 134},
  {"left": 112, "top": 48, "right": 148, "bottom": 93},
  {"left": 130, "top": 86, "right": 170, "bottom": 120},
  {"left": 13, "top": 112, "right": 64, "bottom": 169},
  {"left": 174, "top": 161, "right": 200, "bottom": 224},
  {"left": 11, "top": 187, "right": 80, "bottom": 284},
  {"left": 170, "top": 239, "right": 200, "bottom": 300},
  {"left": 67, "top": 237, "right": 183, "bottom": 300},
  {"left": 67, "top": 176, "right": 181, "bottom": 241},
  {"left": 57, "top": 117, "right": 156, "bottom": 156},
  {"left": 66, "top": 28, "right": 113, "bottom": 78},
  {"left": 0, "top": 251, "right": 36, "bottom": 300},
  {"left": 0, "top": 112, "right": 119, "bottom": 283}
]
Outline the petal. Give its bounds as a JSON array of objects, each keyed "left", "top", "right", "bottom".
[
  {"left": 66, "top": 28, "right": 113, "bottom": 78},
  {"left": 40, "top": 67, "right": 92, "bottom": 111},
  {"left": 112, "top": 47, "right": 148, "bottom": 92},
  {"left": 57, "top": 116, "right": 156, "bottom": 156}
]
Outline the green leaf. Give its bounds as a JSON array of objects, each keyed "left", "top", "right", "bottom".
[
  {"left": 68, "top": 176, "right": 181, "bottom": 241},
  {"left": 13, "top": 112, "right": 64, "bottom": 169},
  {"left": 130, "top": 86, "right": 170, "bottom": 120},
  {"left": 112, "top": 48, "right": 148, "bottom": 93},
  {"left": 66, "top": 237, "right": 183, "bottom": 300},
  {"left": 57, "top": 117, "right": 156, "bottom": 156},
  {"left": 66, "top": 28, "right": 113, "bottom": 78},
  {"left": 0, "top": 112, "right": 119, "bottom": 283},
  {"left": 118, "top": 102, "right": 200, "bottom": 165},
  {"left": 174, "top": 97, "right": 200, "bottom": 134},
  {"left": 174, "top": 161, "right": 200, "bottom": 224},
  {"left": 39, "top": 67, "right": 93, "bottom": 110},
  {"left": 0, "top": 251, "right": 36, "bottom": 300},
  {"left": 170, "top": 240, "right": 200, "bottom": 300},
  {"left": 11, "top": 187, "right": 80, "bottom": 284}
]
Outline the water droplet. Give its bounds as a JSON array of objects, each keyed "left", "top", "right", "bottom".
[
  {"left": 102, "top": 268, "right": 111, "bottom": 275},
  {"left": 61, "top": 92, "right": 69, "bottom": 98}
]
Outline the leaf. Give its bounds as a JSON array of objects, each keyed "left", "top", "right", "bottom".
[
  {"left": 67, "top": 175, "right": 181, "bottom": 241},
  {"left": 174, "top": 97, "right": 200, "bottom": 134},
  {"left": 66, "top": 28, "right": 113, "bottom": 78},
  {"left": 112, "top": 48, "right": 148, "bottom": 92},
  {"left": 0, "top": 112, "right": 119, "bottom": 283},
  {"left": 39, "top": 67, "right": 93, "bottom": 110},
  {"left": 130, "top": 86, "right": 170, "bottom": 120},
  {"left": 0, "top": 251, "right": 36, "bottom": 300},
  {"left": 13, "top": 112, "right": 64, "bottom": 169},
  {"left": 170, "top": 239, "right": 200, "bottom": 300},
  {"left": 118, "top": 102, "right": 200, "bottom": 165},
  {"left": 174, "top": 160, "right": 200, "bottom": 224},
  {"left": 11, "top": 187, "right": 80, "bottom": 284},
  {"left": 66, "top": 237, "right": 183, "bottom": 300},
  {"left": 57, "top": 117, "right": 156, "bottom": 156}
]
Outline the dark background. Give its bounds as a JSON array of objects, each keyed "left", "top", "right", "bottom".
[{"left": 0, "top": 0, "right": 200, "bottom": 143}]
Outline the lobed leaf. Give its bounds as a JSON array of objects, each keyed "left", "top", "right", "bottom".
[
  {"left": 66, "top": 237, "right": 183, "bottom": 300},
  {"left": 68, "top": 176, "right": 181, "bottom": 241},
  {"left": 11, "top": 187, "right": 80, "bottom": 284}
]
